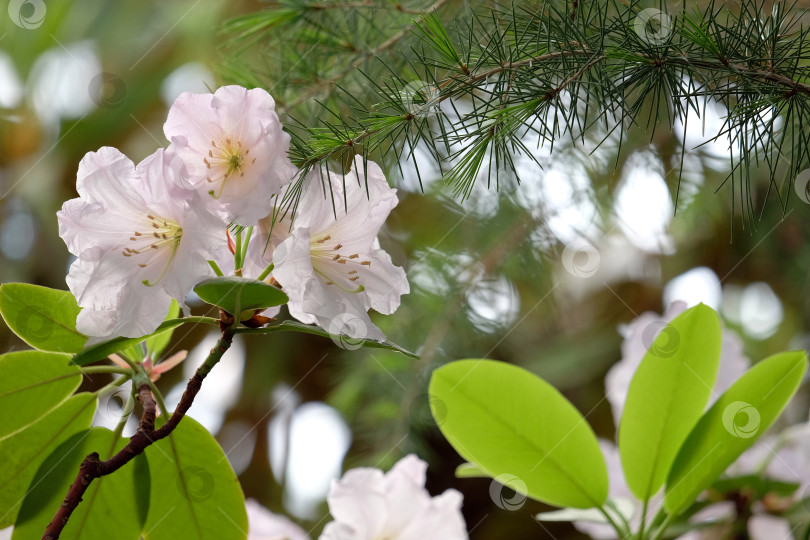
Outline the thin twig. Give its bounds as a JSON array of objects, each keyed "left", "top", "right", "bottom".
[
  {"left": 279, "top": 0, "right": 450, "bottom": 114},
  {"left": 42, "top": 312, "right": 236, "bottom": 540},
  {"left": 297, "top": 48, "right": 594, "bottom": 167}
]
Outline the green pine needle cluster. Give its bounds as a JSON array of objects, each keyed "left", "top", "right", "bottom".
[{"left": 220, "top": 0, "right": 810, "bottom": 224}]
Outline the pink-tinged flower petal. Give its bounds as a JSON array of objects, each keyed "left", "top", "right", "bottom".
[
  {"left": 164, "top": 85, "right": 296, "bottom": 225},
  {"left": 326, "top": 468, "right": 388, "bottom": 539},
  {"left": 58, "top": 147, "right": 226, "bottom": 339},
  {"left": 379, "top": 455, "right": 428, "bottom": 532},
  {"left": 320, "top": 455, "right": 468, "bottom": 540},
  {"left": 396, "top": 489, "right": 466, "bottom": 540},
  {"left": 748, "top": 514, "right": 793, "bottom": 540},
  {"left": 319, "top": 522, "right": 356, "bottom": 540},
  {"left": 67, "top": 255, "right": 172, "bottom": 338},
  {"left": 246, "top": 499, "right": 310, "bottom": 540},
  {"left": 150, "top": 350, "right": 188, "bottom": 381}
]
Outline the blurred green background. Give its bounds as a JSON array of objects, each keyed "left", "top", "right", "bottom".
[{"left": 1, "top": 0, "right": 809, "bottom": 538}]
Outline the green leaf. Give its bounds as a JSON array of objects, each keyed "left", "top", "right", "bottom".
[
  {"left": 145, "top": 300, "right": 181, "bottom": 357},
  {"left": 70, "top": 317, "right": 218, "bottom": 367},
  {"left": 0, "top": 283, "right": 86, "bottom": 353},
  {"left": 429, "top": 359, "right": 608, "bottom": 509},
  {"left": 711, "top": 474, "right": 799, "bottom": 499},
  {"left": 193, "top": 276, "right": 288, "bottom": 316},
  {"left": 664, "top": 351, "right": 808, "bottom": 517},
  {"left": 235, "top": 320, "right": 419, "bottom": 358},
  {"left": 0, "top": 351, "right": 81, "bottom": 440},
  {"left": 12, "top": 427, "right": 149, "bottom": 540},
  {"left": 619, "top": 304, "right": 722, "bottom": 502},
  {"left": 0, "top": 393, "right": 96, "bottom": 528},
  {"left": 455, "top": 462, "right": 489, "bottom": 478},
  {"left": 143, "top": 416, "right": 247, "bottom": 540}
]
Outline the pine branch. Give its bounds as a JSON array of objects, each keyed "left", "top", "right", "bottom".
[{"left": 224, "top": 0, "right": 810, "bottom": 217}]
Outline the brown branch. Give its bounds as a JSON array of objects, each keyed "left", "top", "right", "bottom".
[
  {"left": 42, "top": 314, "right": 235, "bottom": 540},
  {"left": 296, "top": 48, "right": 594, "bottom": 168},
  {"left": 137, "top": 384, "right": 157, "bottom": 432},
  {"left": 671, "top": 57, "right": 810, "bottom": 97}
]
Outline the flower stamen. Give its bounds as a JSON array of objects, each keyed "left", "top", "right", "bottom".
[
  {"left": 121, "top": 214, "right": 183, "bottom": 287},
  {"left": 200, "top": 136, "right": 253, "bottom": 198}
]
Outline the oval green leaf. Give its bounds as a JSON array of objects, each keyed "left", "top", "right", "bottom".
[
  {"left": 143, "top": 416, "right": 247, "bottom": 540},
  {"left": 12, "top": 427, "right": 149, "bottom": 540},
  {"left": 619, "top": 303, "right": 721, "bottom": 502},
  {"left": 0, "top": 393, "right": 96, "bottom": 528},
  {"left": 455, "top": 462, "right": 489, "bottom": 478},
  {"left": 235, "top": 320, "right": 419, "bottom": 358},
  {"left": 664, "top": 351, "right": 808, "bottom": 516},
  {"left": 193, "top": 276, "right": 288, "bottom": 315},
  {"left": 70, "top": 317, "right": 219, "bottom": 367},
  {"left": 0, "top": 283, "right": 87, "bottom": 353},
  {"left": 430, "top": 359, "right": 608, "bottom": 509},
  {"left": 0, "top": 351, "right": 81, "bottom": 440}
]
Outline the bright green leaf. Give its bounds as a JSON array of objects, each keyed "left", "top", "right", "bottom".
[
  {"left": 12, "top": 427, "right": 149, "bottom": 540},
  {"left": 0, "top": 393, "right": 96, "bottom": 528},
  {"left": 193, "top": 276, "right": 288, "bottom": 316},
  {"left": 665, "top": 351, "right": 808, "bottom": 516},
  {"left": 145, "top": 300, "right": 181, "bottom": 357},
  {"left": 70, "top": 317, "right": 218, "bottom": 367},
  {"left": 711, "top": 474, "right": 799, "bottom": 499},
  {"left": 619, "top": 304, "right": 721, "bottom": 502},
  {"left": 143, "top": 416, "right": 247, "bottom": 540},
  {"left": 235, "top": 320, "right": 419, "bottom": 358},
  {"left": 430, "top": 359, "right": 608, "bottom": 509},
  {"left": 0, "top": 351, "right": 81, "bottom": 440},
  {"left": 0, "top": 283, "right": 86, "bottom": 353},
  {"left": 455, "top": 462, "right": 488, "bottom": 478}
]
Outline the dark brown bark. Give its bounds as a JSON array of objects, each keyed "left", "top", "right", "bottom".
[{"left": 42, "top": 320, "right": 234, "bottom": 539}]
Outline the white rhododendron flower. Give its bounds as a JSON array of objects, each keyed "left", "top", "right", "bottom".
[
  {"left": 164, "top": 85, "right": 296, "bottom": 225},
  {"left": 58, "top": 147, "right": 223, "bottom": 339},
  {"left": 320, "top": 454, "right": 467, "bottom": 540},
  {"left": 247, "top": 160, "right": 409, "bottom": 341},
  {"left": 246, "top": 499, "right": 310, "bottom": 540}
]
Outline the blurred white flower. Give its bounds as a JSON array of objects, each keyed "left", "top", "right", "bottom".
[
  {"left": 263, "top": 160, "right": 409, "bottom": 342},
  {"left": 164, "top": 85, "right": 296, "bottom": 225},
  {"left": 58, "top": 147, "right": 223, "bottom": 339},
  {"left": 246, "top": 499, "right": 310, "bottom": 540},
  {"left": 28, "top": 40, "right": 99, "bottom": 127},
  {"left": 320, "top": 454, "right": 467, "bottom": 540}
]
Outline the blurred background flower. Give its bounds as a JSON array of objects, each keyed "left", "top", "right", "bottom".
[{"left": 2, "top": 0, "right": 810, "bottom": 538}]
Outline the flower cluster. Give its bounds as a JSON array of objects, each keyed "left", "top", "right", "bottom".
[{"left": 57, "top": 85, "right": 408, "bottom": 341}]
